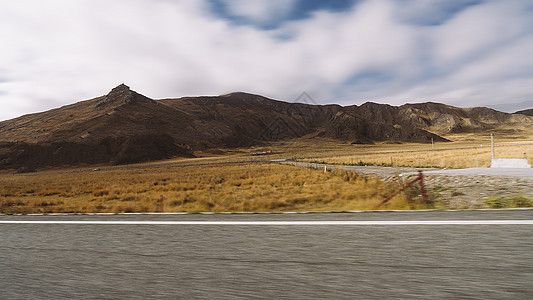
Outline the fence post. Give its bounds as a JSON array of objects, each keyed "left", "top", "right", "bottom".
[
  {"left": 375, "top": 170, "right": 429, "bottom": 209},
  {"left": 418, "top": 170, "right": 428, "bottom": 204}
]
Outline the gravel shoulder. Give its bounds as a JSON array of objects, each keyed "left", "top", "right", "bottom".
[{"left": 284, "top": 161, "right": 533, "bottom": 209}]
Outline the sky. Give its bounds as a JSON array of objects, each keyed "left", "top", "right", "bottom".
[{"left": 1, "top": 0, "right": 533, "bottom": 121}]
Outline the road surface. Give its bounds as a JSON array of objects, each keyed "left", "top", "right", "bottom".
[
  {"left": 416, "top": 167, "right": 533, "bottom": 178},
  {"left": 282, "top": 160, "right": 533, "bottom": 179},
  {"left": 1, "top": 210, "right": 533, "bottom": 299}
]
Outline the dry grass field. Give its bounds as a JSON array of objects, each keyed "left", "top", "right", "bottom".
[
  {"left": 181, "top": 131, "right": 533, "bottom": 170},
  {"left": 2, "top": 131, "right": 532, "bottom": 214},
  {"left": 295, "top": 134, "right": 533, "bottom": 169},
  {"left": 0, "top": 162, "right": 428, "bottom": 214},
  {"left": 305, "top": 143, "right": 533, "bottom": 169}
]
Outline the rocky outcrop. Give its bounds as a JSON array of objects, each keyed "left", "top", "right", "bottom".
[{"left": 94, "top": 84, "right": 155, "bottom": 110}]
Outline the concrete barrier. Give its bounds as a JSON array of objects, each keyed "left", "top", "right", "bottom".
[{"left": 490, "top": 158, "right": 531, "bottom": 168}]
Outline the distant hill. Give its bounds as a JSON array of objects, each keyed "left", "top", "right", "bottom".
[
  {"left": 1, "top": 84, "right": 532, "bottom": 170},
  {"left": 489, "top": 100, "right": 533, "bottom": 113},
  {"left": 515, "top": 108, "right": 533, "bottom": 116}
]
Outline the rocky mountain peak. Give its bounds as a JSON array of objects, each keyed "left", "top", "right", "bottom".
[
  {"left": 95, "top": 84, "right": 154, "bottom": 110},
  {"left": 110, "top": 83, "right": 130, "bottom": 93}
]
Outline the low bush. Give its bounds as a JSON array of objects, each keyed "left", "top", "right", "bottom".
[{"left": 484, "top": 195, "right": 533, "bottom": 208}]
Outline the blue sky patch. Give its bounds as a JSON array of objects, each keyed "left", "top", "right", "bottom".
[
  {"left": 209, "top": 0, "right": 359, "bottom": 30},
  {"left": 396, "top": 0, "right": 484, "bottom": 26}
]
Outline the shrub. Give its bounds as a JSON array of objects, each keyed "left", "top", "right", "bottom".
[
  {"left": 92, "top": 189, "right": 110, "bottom": 197},
  {"left": 484, "top": 195, "right": 533, "bottom": 208}
]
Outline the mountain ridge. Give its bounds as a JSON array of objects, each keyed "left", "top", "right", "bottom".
[
  {"left": 516, "top": 108, "right": 533, "bottom": 116},
  {"left": 1, "top": 84, "right": 532, "bottom": 170}
]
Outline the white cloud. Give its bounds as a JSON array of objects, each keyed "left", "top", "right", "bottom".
[
  {"left": 386, "top": 0, "right": 533, "bottom": 106},
  {"left": 430, "top": 1, "right": 531, "bottom": 69},
  {"left": 1, "top": 0, "right": 533, "bottom": 121}
]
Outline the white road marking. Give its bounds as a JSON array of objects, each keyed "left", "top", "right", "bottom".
[{"left": 0, "top": 220, "right": 532, "bottom": 225}]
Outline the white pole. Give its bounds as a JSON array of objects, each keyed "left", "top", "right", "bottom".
[
  {"left": 491, "top": 133, "right": 495, "bottom": 159},
  {"left": 431, "top": 138, "right": 434, "bottom": 151}
]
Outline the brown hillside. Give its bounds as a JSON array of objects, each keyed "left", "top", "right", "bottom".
[
  {"left": 159, "top": 93, "right": 447, "bottom": 146},
  {"left": 516, "top": 108, "right": 533, "bottom": 116},
  {"left": 0, "top": 84, "right": 195, "bottom": 169},
  {"left": 1, "top": 84, "right": 532, "bottom": 170},
  {"left": 358, "top": 102, "right": 533, "bottom": 133}
]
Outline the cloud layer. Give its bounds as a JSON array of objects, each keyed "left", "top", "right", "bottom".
[{"left": 1, "top": 0, "right": 533, "bottom": 120}]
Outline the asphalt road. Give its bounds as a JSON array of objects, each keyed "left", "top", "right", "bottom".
[
  {"left": 1, "top": 210, "right": 533, "bottom": 299},
  {"left": 283, "top": 161, "right": 533, "bottom": 180}
]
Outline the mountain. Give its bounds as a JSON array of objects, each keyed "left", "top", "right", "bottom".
[
  {"left": 488, "top": 100, "right": 533, "bottom": 113},
  {"left": 0, "top": 84, "right": 195, "bottom": 169},
  {"left": 1, "top": 84, "right": 532, "bottom": 170},
  {"left": 515, "top": 108, "right": 533, "bottom": 116},
  {"left": 388, "top": 102, "right": 532, "bottom": 133}
]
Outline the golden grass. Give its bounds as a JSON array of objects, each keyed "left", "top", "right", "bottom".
[
  {"left": 307, "top": 144, "right": 533, "bottom": 169},
  {"left": 0, "top": 163, "right": 422, "bottom": 214},
  {"left": 184, "top": 134, "right": 533, "bottom": 170},
  {"left": 296, "top": 135, "right": 533, "bottom": 169},
  {"left": 2, "top": 133, "right": 531, "bottom": 214}
]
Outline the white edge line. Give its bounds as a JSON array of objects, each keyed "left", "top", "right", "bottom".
[
  {"left": 3, "top": 207, "right": 533, "bottom": 217},
  {"left": 0, "top": 220, "right": 532, "bottom": 225}
]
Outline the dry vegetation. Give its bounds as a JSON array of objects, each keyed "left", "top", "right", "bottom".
[
  {"left": 2, "top": 133, "right": 532, "bottom": 214},
  {"left": 186, "top": 133, "right": 533, "bottom": 170},
  {"left": 0, "top": 163, "right": 428, "bottom": 214},
  {"left": 297, "top": 135, "right": 533, "bottom": 169},
  {"left": 306, "top": 144, "right": 533, "bottom": 169}
]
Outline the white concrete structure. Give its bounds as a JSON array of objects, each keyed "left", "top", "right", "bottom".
[{"left": 490, "top": 158, "right": 531, "bottom": 168}]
